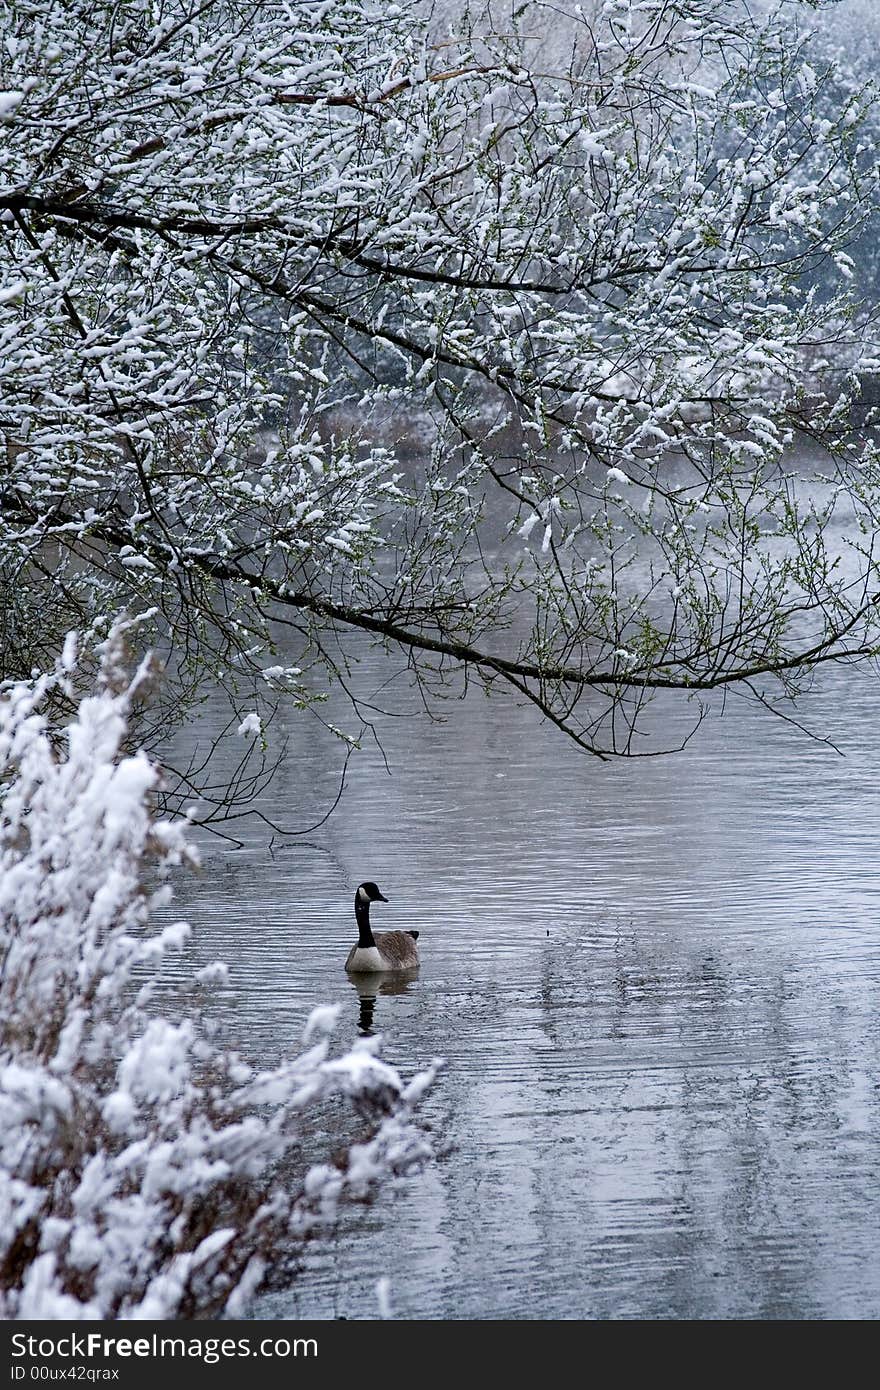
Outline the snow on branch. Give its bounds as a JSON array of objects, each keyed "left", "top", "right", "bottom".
[
  {"left": 1, "top": 0, "right": 880, "bottom": 761},
  {"left": 0, "top": 626, "right": 440, "bottom": 1319}
]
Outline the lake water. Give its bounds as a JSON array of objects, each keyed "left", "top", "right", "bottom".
[{"left": 162, "top": 632, "right": 880, "bottom": 1321}]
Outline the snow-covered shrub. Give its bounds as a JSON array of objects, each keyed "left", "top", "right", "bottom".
[{"left": 0, "top": 628, "right": 438, "bottom": 1319}]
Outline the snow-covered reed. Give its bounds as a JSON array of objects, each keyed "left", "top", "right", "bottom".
[{"left": 0, "top": 626, "right": 438, "bottom": 1319}]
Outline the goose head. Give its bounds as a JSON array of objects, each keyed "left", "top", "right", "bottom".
[{"left": 356, "top": 881, "right": 388, "bottom": 904}]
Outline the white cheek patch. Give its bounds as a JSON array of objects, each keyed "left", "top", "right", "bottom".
[{"left": 356, "top": 886, "right": 370, "bottom": 903}]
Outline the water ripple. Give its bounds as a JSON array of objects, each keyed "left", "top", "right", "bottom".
[{"left": 162, "top": 644, "right": 880, "bottom": 1319}]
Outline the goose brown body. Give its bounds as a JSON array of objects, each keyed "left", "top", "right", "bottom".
[
  {"left": 345, "top": 882, "right": 420, "bottom": 973},
  {"left": 345, "top": 930, "right": 419, "bottom": 972}
]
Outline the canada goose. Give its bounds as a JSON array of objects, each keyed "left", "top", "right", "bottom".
[{"left": 345, "top": 881, "right": 420, "bottom": 973}]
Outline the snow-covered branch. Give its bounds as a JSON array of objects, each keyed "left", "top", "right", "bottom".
[
  {"left": 0, "top": 626, "right": 439, "bottom": 1318},
  {"left": 1, "top": 0, "right": 879, "bottom": 761}
]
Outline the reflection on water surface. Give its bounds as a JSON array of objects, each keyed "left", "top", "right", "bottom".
[{"left": 162, "top": 641, "right": 880, "bottom": 1319}]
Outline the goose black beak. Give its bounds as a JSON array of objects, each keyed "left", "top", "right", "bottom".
[{"left": 377, "top": 892, "right": 389, "bottom": 902}]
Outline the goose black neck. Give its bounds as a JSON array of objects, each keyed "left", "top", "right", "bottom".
[{"left": 355, "top": 894, "right": 375, "bottom": 948}]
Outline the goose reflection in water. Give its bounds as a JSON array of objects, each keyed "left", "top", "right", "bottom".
[{"left": 348, "top": 969, "right": 419, "bottom": 1035}]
